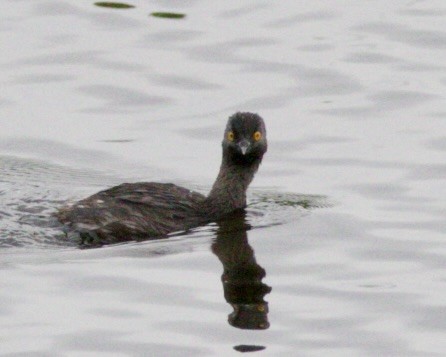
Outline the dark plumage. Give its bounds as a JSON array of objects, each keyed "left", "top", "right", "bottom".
[{"left": 57, "top": 112, "right": 267, "bottom": 245}]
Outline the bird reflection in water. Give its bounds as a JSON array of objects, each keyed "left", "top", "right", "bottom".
[{"left": 212, "top": 210, "right": 272, "bottom": 330}]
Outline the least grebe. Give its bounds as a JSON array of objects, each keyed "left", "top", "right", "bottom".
[{"left": 58, "top": 112, "right": 267, "bottom": 245}]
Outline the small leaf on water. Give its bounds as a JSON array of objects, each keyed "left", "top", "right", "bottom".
[
  {"left": 94, "top": 2, "right": 135, "bottom": 9},
  {"left": 150, "top": 12, "right": 186, "bottom": 19}
]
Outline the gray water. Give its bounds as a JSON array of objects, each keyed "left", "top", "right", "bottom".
[{"left": 1, "top": 0, "right": 446, "bottom": 355}]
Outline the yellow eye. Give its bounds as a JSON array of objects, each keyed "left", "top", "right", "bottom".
[
  {"left": 227, "top": 131, "right": 234, "bottom": 141},
  {"left": 253, "top": 131, "right": 262, "bottom": 141}
]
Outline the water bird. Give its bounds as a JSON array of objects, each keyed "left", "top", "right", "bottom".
[{"left": 58, "top": 112, "right": 268, "bottom": 246}]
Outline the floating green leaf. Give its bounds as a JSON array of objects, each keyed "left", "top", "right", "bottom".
[
  {"left": 94, "top": 2, "right": 135, "bottom": 9},
  {"left": 150, "top": 12, "right": 186, "bottom": 19}
]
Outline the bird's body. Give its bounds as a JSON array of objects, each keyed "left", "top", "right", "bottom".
[
  {"left": 58, "top": 182, "right": 207, "bottom": 244},
  {"left": 57, "top": 112, "right": 267, "bottom": 246}
]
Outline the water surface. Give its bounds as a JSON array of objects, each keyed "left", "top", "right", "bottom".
[{"left": 1, "top": 0, "right": 445, "bottom": 355}]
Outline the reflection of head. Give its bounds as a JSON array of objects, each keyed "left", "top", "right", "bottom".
[
  {"left": 211, "top": 211, "right": 272, "bottom": 330},
  {"left": 233, "top": 345, "right": 266, "bottom": 353}
]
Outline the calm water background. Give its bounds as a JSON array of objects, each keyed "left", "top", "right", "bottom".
[{"left": 1, "top": 0, "right": 446, "bottom": 355}]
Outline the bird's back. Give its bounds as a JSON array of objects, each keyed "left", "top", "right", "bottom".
[{"left": 57, "top": 182, "right": 207, "bottom": 245}]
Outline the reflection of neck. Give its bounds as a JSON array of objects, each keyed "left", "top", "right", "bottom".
[
  {"left": 205, "top": 155, "right": 260, "bottom": 217},
  {"left": 211, "top": 212, "right": 271, "bottom": 330}
]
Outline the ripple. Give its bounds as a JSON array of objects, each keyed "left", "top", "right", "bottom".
[
  {"left": 219, "top": 3, "right": 270, "bottom": 19},
  {"left": 399, "top": 8, "right": 446, "bottom": 17},
  {"left": 77, "top": 84, "right": 172, "bottom": 112},
  {"left": 142, "top": 30, "right": 203, "bottom": 44},
  {"left": 353, "top": 22, "right": 446, "bottom": 49},
  {"left": 427, "top": 137, "right": 446, "bottom": 152},
  {"left": 369, "top": 90, "right": 437, "bottom": 109},
  {"left": 297, "top": 44, "right": 334, "bottom": 52},
  {"left": 344, "top": 52, "right": 399, "bottom": 64},
  {"left": 147, "top": 74, "right": 222, "bottom": 91},
  {"left": 54, "top": 330, "right": 209, "bottom": 356},
  {"left": 265, "top": 11, "right": 336, "bottom": 28},
  {"left": 32, "top": 1, "right": 140, "bottom": 28},
  {"left": 247, "top": 190, "right": 330, "bottom": 228},
  {"left": 11, "top": 74, "right": 75, "bottom": 84},
  {"left": 16, "top": 50, "right": 103, "bottom": 66},
  {"left": 0, "top": 138, "right": 115, "bottom": 168},
  {"left": 0, "top": 155, "right": 123, "bottom": 248}
]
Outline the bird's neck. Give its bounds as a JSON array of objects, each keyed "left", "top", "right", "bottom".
[{"left": 204, "top": 156, "right": 260, "bottom": 217}]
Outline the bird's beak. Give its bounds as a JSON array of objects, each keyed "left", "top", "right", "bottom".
[{"left": 238, "top": 140, "right": 251, "bottom": 155}]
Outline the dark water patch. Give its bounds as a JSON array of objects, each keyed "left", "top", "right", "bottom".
[
  {"left": 353, "top": 22, "right": 446, "bottom": 49},
  {"left": 14, "top": 52, "right": 147, "bottom": 73},
  {"left": 370, "top": 219, "right": 446, "bottom": 235},
  {"left": 142, "top": 29, "right": 203, "bottom": 45},
  {"left": 397, "top": 62, "right": 446, "bottom": 72},
  {"left": 345, "top": 183, "right": 415, "bottom": 202},
  {"left": 407, "top": 163, "right": 446, "bottom": 180},
  {"left": 265, "top": 11, "right": 335, "bottom": 28},
  {"left": 291, "top": 69, "right": 363, "bottom": 97},
  {"left": 11, "top": 74, "right": 75, "bottom": 84},
  {"left": 231, "top": 94, "right": 293, "bottom": 111},
  {"left": 150, "top": 12, "right": 186, "bottom": 19},
  {"left": 312, "top": 105, "right": 376, "bottom": 119},
  {"left": 427, "top": 137, "right": 446, "bottom": 152},
  {"left": 314, "top": 105, "right": 376, "bottom": 117},
  {"left": 99, "top": 139, "right": 134, "bottom": 143},
  {"left": 94, "top": 2, "right": 135, "bottom": 9},
  {"left": 56, "top": 275, "right": 201, "bottom": 305},
  {"left": 237, "top": 60, "right": 298, "bottom": 74},
  {"left": 31, "top": 2, "right": 86, "bottom": 17},
  {"left": 219, "top": 3, "right": 270, "bottom": 19},
  {"left": 156, "top": 319, "right": 280, "bottom": 344},
  {"left": 91, "top": 59, "right": 147, "bottom": 72},
  {"left": 31, "top": 2, "right": 139, "bottom": 28},
  {"left": 187, "top": 39, "right": 278, "bottom": 64},
  {"left": 77, "top": 84, "right": 172, "bottom": 110},
  {"left": 274, "top": 136, "right": 353, "bottom": 153},
  {"left": 180, "top": 125, "right": 221, "bottom": 140},
  {"left": 54, "top": 330, "right": 209, "bottom": 356},
  {"left": 414, "top": 306, "right": 446, "bottom": 331},
  {"left": 89, "top": 307, "right": 141, "bottom": 318},
  {"left": 42, "top": 34, "right": 78, "bottom": 47},
  {"left": 378, "top": 202, "right": 444, "bottom": 218},
  {"left": 292, "top": 157, "right": 405, "bottom": 169},
  {"left": 369, "top": 90, "right": 437, "bottom": 109},
  {"left": 88, "top": 12, "right": 140, "bottom": 29},
  {"left": 240, "top": 61, "right": 363, "bottom": 96},
  {"left": 343, "top": 52, "right": 399, "bottom": 64},
  {"left": 14, "top": 50, "right": 103, "bottom": 66},
  {"left": 429, "top": 111, "right": 446, "bottom": 118},
  {"left": 0, "top": 139, "right": 115, "bottom": 169},
  {"left": 317, "top": 89, "right": 436, "bottom": 117},
  {"left": 353, "top": 238, "right": 446, "bottom": 269},
  {"left": 261, "top": 167, "right": 304, "bottom": 176},
  {"left": 187, "top": 42, "right": 237, "bottom": 63},
  {"left": 147, "top": 74, "right": 222, "bottom": 91},
  {"left": 399, "top": 8, "right": 446, "bottom": 17},
  {"left": 297, "top": 43, "right": 334, "bottom": 52},
  {"left": 228, "top": 38, "right": 277, "bottom": 47},
  {"left": 0, "top": 97, "right": 14, "bottom": 107}
]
